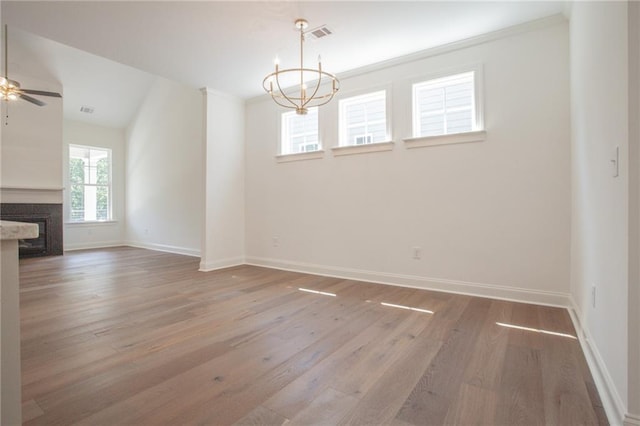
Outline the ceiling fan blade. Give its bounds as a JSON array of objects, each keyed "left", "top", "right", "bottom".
[
  {"left": 21, "top": 89, "right": 62, "bottom": 98},
  {"left": 19, "top": 94, "right": 47, "bottom": 107}
]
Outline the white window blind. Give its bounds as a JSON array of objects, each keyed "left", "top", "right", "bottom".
[
  {"left": 281, "top": 107, "right": 319, "bottom": 155},
  {"left": 340, "top": 90, "right": 387, "bottom": 146},
  {"left": 413, "top": 71, "right": 476, "bottom": 138}
]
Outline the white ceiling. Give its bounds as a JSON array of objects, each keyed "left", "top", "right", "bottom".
[
  {"left": 1, "top": 1, "right": 568, "bottom": 128},
  {"left": 9, "top": 28, "right": 156, "bottom": 128}
]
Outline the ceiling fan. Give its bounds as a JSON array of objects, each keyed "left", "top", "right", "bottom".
[{"left": 1, "top": 24, "right": 62, "bottom": 107}]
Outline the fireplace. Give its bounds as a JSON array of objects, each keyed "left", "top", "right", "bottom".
[{"left": 0, "top": 203, "right": 63, "bottom": 258}]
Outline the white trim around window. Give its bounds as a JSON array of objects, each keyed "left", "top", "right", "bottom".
[
  {"left": 330, "top": 85, "right": 393, "bottom": 156},
  {"left": 332, "top": 141, "right": 394, "bottom": 157},
  {"left": 404, "top": 64, "right": 485, "bottom": 149},
  {"left": 276, "top": 150, "right": 325, "bottom": 163},
  {"left": 279, "top": 107, "right": 321, "bottom": 156},
  {"left": 68, "top": 144, "right": 113, "bottom": 223},
  {"left": 337, "top": 86, "right": 392, "bottom": 148},
  {"left": 403, "top": 130, "right": 487, "bottom": 148}
]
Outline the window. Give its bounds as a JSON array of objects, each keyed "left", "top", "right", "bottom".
[
  {"left": 339, "top": 90, "right": 388, "bottom": 146},
  {"left": 413, "top": 71, "right": 477, "bottom": 138},
  {"left": 69, "top": 145, "right": 112, "bottom": 222},
  {"left": 281, "top": 107, "right": 320, "bottom": 155},
  {"left": 354, "top": 135, "right": 372, "bottom": 145}
]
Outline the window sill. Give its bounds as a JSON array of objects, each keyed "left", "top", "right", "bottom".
[
  {"left": 276, "top": 150, "right": 325, "bottom": 163},
  {"left": 332, "top": 141, "right": 394, "bottom": 157},
  {"left": 403, "top": 130, "right": 486, "bottom": 149},
  {"left": 65, "top": 220, "right": 118, "bottom": 226}
]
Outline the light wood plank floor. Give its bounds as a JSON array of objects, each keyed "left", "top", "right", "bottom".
[{"left": 18, "top": 247, "right": 607, "bottom": 425}]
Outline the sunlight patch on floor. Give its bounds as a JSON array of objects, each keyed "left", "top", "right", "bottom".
[{"left": 496, "top": 322, "right": 576, "bottom": 339}]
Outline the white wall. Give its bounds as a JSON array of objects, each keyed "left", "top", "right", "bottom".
[
  {"left": 200, "top": 89, "right": 245, "bottom": 270},
  {"left": 0, "top": 72, "right": 63, "bottom": 203},
  {"left": 125, "top": 77, "right": 203, "bottom": 256},
  {"left": 0, "top": 26, "right": 63, "bottom": 202},
  {"left": 62, "top": 120, "right": 126, "bottom": 250},
  {"left": 245, "top": 20, "right": 571, "bottom": 305},
  {"left": 570, "top": 2, "right": 631, "bottom": 423}
]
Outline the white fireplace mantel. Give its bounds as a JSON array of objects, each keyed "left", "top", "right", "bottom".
[
  {"left": 0, "top": 186, "right": 64, "bottom": 204},
  {"left": 0, "top": 186, "right": 64, "bottom": 191}
]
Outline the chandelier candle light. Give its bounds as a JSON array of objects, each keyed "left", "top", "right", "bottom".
[{"left": 263, "top": 19, "right": 339, "bottom": 115}]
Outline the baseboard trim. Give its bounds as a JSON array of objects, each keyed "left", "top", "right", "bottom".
[
  {"left": 245, "top": 256, "right": 570, "bottom": 307},
  {"left": 568, "top": 299, "right": 626, "bottom": 426},
  {"left": 199, "top": 257, "right": 245, "bottom": 272},
  {"left": 64, "top": 241, "right": 125, "bottom": 251},
  {"left": 625, "top": 413, "right": 640, "bottom": 426},
  {"left": 625, "top": 414, "right": 640, "bottom": 426},
  {"left": 125, "top": 241, "right": 200, "bottom": 258}
]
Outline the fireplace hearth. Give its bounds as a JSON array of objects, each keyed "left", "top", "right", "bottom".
[{"left": 1, "top": 203, "right": 63, "bottom": 258}]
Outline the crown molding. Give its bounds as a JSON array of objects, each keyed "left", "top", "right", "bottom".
[{"left": 246, "top": 13, "right": 567, "bottom": 106}]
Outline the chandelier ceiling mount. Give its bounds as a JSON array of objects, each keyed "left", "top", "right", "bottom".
[{"left": 263, "top": 18, "right": 340, "bottom": 115}]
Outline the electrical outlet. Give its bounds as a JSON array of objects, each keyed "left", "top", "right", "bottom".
[
  {"left": 413, "top": 246, "right": 421, "bottom": 260},
  {"left": 272, "top": 237, "right": 279, "bottom": 247},
  {"left": 592, "top": 285, "right": 596, "bottom": 308}
]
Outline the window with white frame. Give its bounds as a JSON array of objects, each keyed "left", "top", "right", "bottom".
[
  {"left": 339, "top": 90, "right": 388, "bottom": 146},
  {"left": 413, "top": 71, "right": 478, "bottom": 138},
  {"left": 281, "top": 107, "right": 320, "bottom": 155},
  {"left": 69, "top": 145, "right": 112, "bottom": 222}
]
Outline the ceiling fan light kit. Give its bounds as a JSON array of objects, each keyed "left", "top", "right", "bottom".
[
  {"left": 263, "top": 18, "right": 339, "bottom": 115},
  {"left": 0, "top": 77, "right": 21, "bottom": 101}
]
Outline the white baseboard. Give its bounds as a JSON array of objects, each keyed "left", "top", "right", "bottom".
[
  {"left": 626, "top": 414, "right": 640, "bottom": 426},
  {"left": 199, "top": 256, "right": 245, "bottom": 272},
  {"left": 125, "top": 241, "right": 200, "bottom": 258},
  {"left": 245, "top": 256, "right": 570, "bottom": 307},
  {"left": 568, "top": 299, "right": 627, "bottom": 426},
  {"left": 64, "top": 241, "right": 125, "bottom": 251}
]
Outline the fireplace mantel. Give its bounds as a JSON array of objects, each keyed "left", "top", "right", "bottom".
[
  {"left": 0, "top": 186, "right": 64, "bottom": 191},
  {"left": 0, "top": 186, "right": 64, "bottom": 204}
]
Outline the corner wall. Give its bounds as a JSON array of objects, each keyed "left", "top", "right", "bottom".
[
  {"left": 125, "top": 77, "right": 203, "bottom": 256},
  {"left": 199, "top": 89, "right": 245, "bottom": 271},
  {"left": 245, "top": 19, "right": 571, "bottom": 305},
  {"left": 569, "top": 2, "right": 632, "bottom": 423}
]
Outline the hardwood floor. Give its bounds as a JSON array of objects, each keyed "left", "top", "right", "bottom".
[{"left": 18, "top": 247, "right": 607, "bottom": 425}]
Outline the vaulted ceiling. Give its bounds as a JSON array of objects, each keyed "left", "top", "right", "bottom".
[{"left": 1, "top": 1, "right": 568, "bottom": 128}]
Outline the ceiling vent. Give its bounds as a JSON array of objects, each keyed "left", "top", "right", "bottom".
[
  {"left": 306, "top": 25, "right": 332, "bottom": 40},
  {"left": 80, "top": 105, "right": 94, "bottom": 114}
]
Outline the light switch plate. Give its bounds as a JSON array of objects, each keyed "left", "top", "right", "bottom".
[{"left": 612, "top": 146, "right": 619, "bottom": 178}]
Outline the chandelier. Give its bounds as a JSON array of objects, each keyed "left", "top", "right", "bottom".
[{"left": 263, "top": 19, "right": 339, "bottom": 115}]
